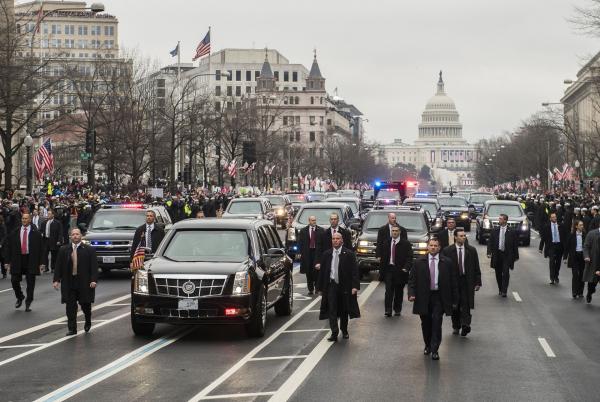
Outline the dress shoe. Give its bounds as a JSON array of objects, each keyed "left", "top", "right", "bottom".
[
  {"left": 452, "top": 328, "right": 460, "bottom": 335},
  {"left": 555, "top": 278, "right": 560, "bottom": 284},
  {"left": 461, "top": 326, "right": 471, "bottom": 337},
  {"left": 84, "top": 321, "right": 92, "bottom": 333},
  {"left": 307, "top": 291, "right": 314, "bottom": 296},
  {"left": 25, "top": 302, "right": 32, "bottom": 312},
  {"left": 342, "top": 332, "right": 349, "bottom": 339},
  {"left": 15, "top": 298, "right": 24, "bottom": 308},
  {"left": 384, "top": 312, "right": 392, "bottom": 317},
  {"left": 501, "top": 293, "right": 507, "bottom": 298},
  {"left": 327, "top": 335, "right": 338, "bottom": 342},
  {"left": 423, "top": 347, "right": 431, "bottom": 355},
  {"left": 65, "top": 330, "right": 77, "bottom": 336},
  {"left": 586, "top": 294, "right": 592, "bottom": 303},
  {"left": 431, "top": 352, "right": 440, "bottom": 361},
  {"left": 394, "top": 311, "right": 401, "bottom": 316},
  {"left": 2, "top": 273, "right": 6, "bottom": 279},
  {"left": 549, "top": 280, "right": 555, "bottom": 285}
]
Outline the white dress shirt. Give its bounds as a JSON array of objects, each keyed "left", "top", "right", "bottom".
[{"left": 46, "top": 219, "right": 53, "bottom": 238}]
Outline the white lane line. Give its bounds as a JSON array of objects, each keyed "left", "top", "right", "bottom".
[
  {"left": 512, "top": 292, "right": 523, "bottom": 302},
  {"left": 198, "top": 392, "right": 276, "bottom": 400},
  {"left": 282, "top": 329, "right": 328, "bottom": 333},
  {"left": 270, "top": 280, "right": 380, "bottom": 402},
  {"left": 0, "top": 343, "right": 47, "bottom": 349},
  {"left": 0, "top": 288, "right": 14, "bottom": 294},
  {"left": 0, "top": 294, "right": 129, "bottom": 345},
  {"left": 188, "top": 296, "right": 322, "bottom": 402},
  {"left": 249, "top": 355, "right": 308, "bottom": 361},
  {"left": 538, "top": 337, "right": 556, "bottom": 358},
  {"left": 0, "top": 312, "right": 129, "bottom": 368},
  {"left": 307, "top": 310, "right": 320, "bottom": 313},
  {"left": 109, "top": 303, "right": 130, "bottom": 306},
  {"left": 34, "top": 327, "right": 193, "bottom": 402}
]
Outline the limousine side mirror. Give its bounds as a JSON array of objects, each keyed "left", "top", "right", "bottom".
[{"left": 266, "top": 247, "right": 285, "bottom": 256}]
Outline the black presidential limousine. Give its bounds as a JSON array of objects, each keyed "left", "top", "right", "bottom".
[{"left": 131, "top": 218, "right": 293, "bottom": 338}]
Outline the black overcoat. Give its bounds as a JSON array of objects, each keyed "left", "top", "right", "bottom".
[
  {"left": 564, "top": 231, "right": 585, "bottom": 269},
  {"left": 130, "top": 223, "right": 166, "bottom": 259},
  {"left": 487, "top": 226, "right": 519, "bottom": 270},
  {"left": 54, "top": 243, "right": 99, "bottom": 304},
  {"left": 40, "top": 219, "right": 64, "bottom": 251},
  {"left": 539, "top": 222, "right": 567, "bottom": 258},
  {"left": 380, "top": 237, "right": 413, "bottom": 284},
  {"left": 3, "top": 225, "right": 43, "bottom": 275},
  {"left": 375, "top": 224, "right": 407, "bottom": 258},
  {"left": 316, "top": 247, "right": 361, "bottom": 320},
  {"left": 408, "top": 254, "right": 458, "bottom": 316},
  {"left": 442, "top": 244, "right": 481, "bottom": 309},
  {"left": 321, "top": 226, "right": 353, "bottom": 251},
  {"left": 298, "top": 225, "right": 325, "bottom": 274}
]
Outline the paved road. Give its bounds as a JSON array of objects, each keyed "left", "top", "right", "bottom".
[{"left": 0, "top": 227, "right": 598, "bottom": 401}]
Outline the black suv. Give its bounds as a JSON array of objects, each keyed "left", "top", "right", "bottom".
[
  {"left": 476, "top": 200, "right": 530, "bottom": 246},
  {"left": 437, "top": 196, "right": 471, "bottom": 231},
  {"left": 468, "top": 192, "right": 496, "bottom": 219},
  {"left": 131, "top": 219, "right": 293, "bottom": 338},
  {"left": 81, "top": 203, "right": 172, "bottom": 273}
]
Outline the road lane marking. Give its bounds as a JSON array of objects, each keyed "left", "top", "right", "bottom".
[
  {"left": 0, "top": 294, "right": 129, "bottom": 345},
  {"left": 199, "top": 392, "right": 276, "bottom": 400},
  {"left": 188, "top": 296, "right": 323, "bottom": 402},
  {"left": 0, "top": 312, "right": 129, "bottom": 368},
  {"left": 307, "top": 310, "right": 320, "bottom": 313},
  {"left": 282, "top": 329, "right": 328, "bottom": 333},
  {"left": 249, "top": 355, "right": 308, "bottom": 361},
  {"left": 109, "top": 303, "right": 130, "bottom": 306},
  {"left": 34, "top": 327, "right": 193, "bottom": 402},
  {"left": 0, "top": 288, "right": 13, "bottom": 294},
  {"left": 512, "top": 292, "right": 522, "bottom": 302},
  {"left": 0, "top": 343, "right": 47, "bottom": 349},
  {"left": 538, "top": 337, "right": 556, "bottom": 357},
  {"left": 270, "top": 280, "right": 379, "bottom": 402}
]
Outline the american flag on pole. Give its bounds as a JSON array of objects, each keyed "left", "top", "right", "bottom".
[
  {"left": 34, "top": 138, "right": 54, "bottom": 179},
  {"left": 130, "top": 235, "right": 146, "bottom": 271},
  {"left": 192, "top": 30, "right": 211, "bottom": 61}
]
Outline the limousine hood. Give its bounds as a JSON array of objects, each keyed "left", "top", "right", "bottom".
[{"left": 144, "top": 257, "right": 251, "bottom": 276}]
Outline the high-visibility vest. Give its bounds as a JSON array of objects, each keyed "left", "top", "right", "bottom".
[
  {"left": 184, "top": 204, "right": 191, "bottom": 216},
  {"left": 47, "top": 183, "right": 53, "bottom": 195}
]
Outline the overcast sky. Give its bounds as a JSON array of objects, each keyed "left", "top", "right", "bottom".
[{"left": 37, "top": 0, "right": 600, "bottom": 144}]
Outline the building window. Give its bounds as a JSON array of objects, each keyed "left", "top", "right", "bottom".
[
  {"left": 64, "top": 24, "right": 75, "bottom": 35},
  {"left": 235, "top": 86, "right": 241, "bottom": 96},
  {"left": 310, "top": 148, "right": 316, "bottom": 158},
  {"left": 226, "top": 86, "right": 232, "bottom": 96},
  {"left": 255, "top": 71, "right": 260, "bottom": 80},
  {"left": 283, "top": 96, "right": 288, "bottom": 105},
  {"left": 296, "top": 132, "right": 301, "bottom": 142},
  {"left": 319, "top": 148, "right": 324, "bottom": 158},
  {"left": 295, "top": 96, "right": 299, "bottom": 104},
  {"left": 226, "top": 101, "right": 233, "bottom": 109},
  {"left": 215, "top": 101, "right": 221, "bottom": 110},
  {"left": 292, "top": 71, "right": 298, "bottom": 82},
  {"left": 227, "top": 70, "right": 232, "bottom": 81},
  {"left": 78, "top": 25, "right": 88, "bottom": 35},
  {"left": 310, "top": 132, "right": 315, "bottom": 142},
  {"left": 295, "top": 116, "right": 300, "bottom": 125},
  {"left": 246, "top": 86, "right": 251, "bottom": 94},
  {"left": 51, "top": 24, "right": 61, "bottom": 34},
  {"left": 235, "top": 70, "right": 241, "bottom": 81},
  {"left": 215, "top": 86, "right": 221, "bottom": 96},
  {"left": 327, "top": 119, "right": 332, "bottom": 126},
  {"left": 310, "top": 96, "right": 314, "bottom": 105},
  {"left": 289, "top": 132, "right": 294, "bottom": 142},
  {"left": 215, "top": 70, "right": 221, "bottom": 80},
  {"left": 284, "top": 71, "right": 289, "bottom": 82},
  {"left": 274, "top": 71, "right": 279, "bottom": 81},
  {"left": 320, "top": 116, "right": 324, "bottom": 126},
  {"left": 310, "top": 116, "right": 316, "bottom": 125},
  {"left": 90, "top": 25, "right": 101, "bottom": 35},
  {"left": 104, "top": 26, "right": 114, "bottom": 36},
  {"left": 283, "top": 116, "right": 288, "bottom": 125}
]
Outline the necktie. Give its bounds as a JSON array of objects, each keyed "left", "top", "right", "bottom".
[
  {"left": 449, "top": 231, "right": 454, "bottom": 246},
  {"left": 458, "top": 247, "right": 464, "bottom": 275},
  {"left": 72, "top": 246, "right": 78, "bottom": 276},
  {"left": 429, "top": 256, "right": 436, "bottom": 290},
  {"left": 499, "top": 228, "right": 505, "bottom": 251},
  {"left": 333, "top": 228, "right": 337, "bottom": 235},
  {"left": 391, "top": 239, "right": 396, "bottom": 265},
  {"left": 21, "top": 227, "right": 28, "bottom": 255},
  {"left": 146, "top": 225, "right": 152, "bottom": 249},
  {"left": 309, "top": 227, "right": 315, "bottom": 248},
  {"left": 552, "top": 224, "right": 558, "bottom": 243},
  {"left": 332, "top": 250, "right": 339, "bottom": 283}
]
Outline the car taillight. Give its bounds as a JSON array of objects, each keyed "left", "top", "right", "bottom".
[{"left": 225, "top": 308, "right": 239, "bottom": 316}]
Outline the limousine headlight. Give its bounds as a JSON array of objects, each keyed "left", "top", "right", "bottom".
[
  {"left": 521, "top": 218, "right": 529, "bottom": 231},
  {"left": 460, "top": 212, "right": 469, "bottom": 220},
  {"left": 233, "top": 271, "right": 251, "bottom": 295},
  {"left": 134, "top": 270, "right": 149, "bottom": 294},
  {"left": 358, "top": 240, "right": 370, "bottom": 247}
]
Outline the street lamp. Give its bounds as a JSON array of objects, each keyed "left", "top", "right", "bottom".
[{"left": 24, "top": 134, "right": 33, "bottom": 195}]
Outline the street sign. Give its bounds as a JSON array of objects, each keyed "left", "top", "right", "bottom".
[
  {"left": 586, "top": 170, "right": 593, "bottom": 177},
  {"left": 80, "top": 152, "right": 91, "bottom": 160}
]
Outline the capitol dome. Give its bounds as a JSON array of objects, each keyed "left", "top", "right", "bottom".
[{"left": 417, "top": 71, "right": 464, "bottom": 143}]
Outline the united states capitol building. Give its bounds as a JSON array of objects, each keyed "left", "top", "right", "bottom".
[{"left": 380, "top": 72, "right": 477, "bottom": 189}]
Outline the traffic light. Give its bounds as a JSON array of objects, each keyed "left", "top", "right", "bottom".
[
  {"left": 242, "top": 141, "right": 256, "bottom": 164},
  {"left": 85, "top": 129, "right": 96, "bottom": 154}
]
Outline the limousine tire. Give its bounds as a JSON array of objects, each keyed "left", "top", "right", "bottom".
[
  {"left": 131, "top": 307, "right": 155, "bottom": 336},
  {"left": 245, "top": 289, "right": 267, "bottom": 338},
  {"left": 274, "top": 274, "right": 293, "bottom": 316}
]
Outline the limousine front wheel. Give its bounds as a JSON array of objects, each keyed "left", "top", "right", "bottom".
[
  {"left": 245, "top": 289, "right": 267, "bottom": 338},
  {"left": 131, "top": 306, "right": 155, "bottom": 336}
]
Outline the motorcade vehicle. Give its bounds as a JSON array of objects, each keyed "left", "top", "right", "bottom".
[
  {"left": 467, "top": 192, "right": 496, "bottom": 219},
  {"left": 263, "top": 195, "right": 292, "bottom": 228},
  {"left": 131, "top": 219, "right": 293, "bottom": 338},
  {"left": 353, "top": 207, "right": 431, "bottom": 275},
  {"left": 402, "top": 197, "right": 443, "bottom": 232},
  {"left": 285, "top": 202, "right": 356, "bottom": 257},
  {"left": 306, "top": 192, "right": 327, "bottom": 202},
  {"left": 285, "top": 193, "right": 308, "bottom": 216},
  {"left": 222, "top": 198, "right": 276, "bottom": 224},
  {"left": 338, "top": 189, "right": 361, "bottom": 198},
  {"left": 361, "top": 189, "right": 375, "bottom": 211},
  {"left": 324, "top": 192, "right": 340, "bottom": 199},
  {"left": 81, "top": 203, "right": 172, "bottom": 274},
  {"left": 476, "top": 200, "right": 530, "bottom": 246},
  {"left": 374, "top": 188, "right": 402, "bottom": 208},
  {"left": 437, "top": 195, "right": 471, "bottom": 231},
  {"left": 324, "top": 196, "right": 361, "bottom": 219}
]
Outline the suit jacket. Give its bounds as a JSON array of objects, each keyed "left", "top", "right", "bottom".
[
  {"left": 564, "top": 231, "right": 585, "bottom": 269},
  {"left": 583, "top": 229, "right": 600, "bottom": 282},
  {"left": 54, "top": 243, "right": 99, "bottom": 304},
  {"left": 321, "top": 226, "right": 352, "bottom": 251},
  {"left": 3, "top": 225, "right": 43, "bottom": 275},
  {"left": 380, "top": 237, "right": 413, "bottom": 283},
  {"left": 539, "top": 222, "right": 567, "bottom": 257},
  {"left": 298, "top": 225, "right": 325, "bottom": 273},
  {"left": 317, "top": 247, "right": 360, "bottom": 320},
  {"left": 408, "top": 254, "right": 458, "bottom": 316},
  {"left": 375, "top": 224, "right": 407, "bottom": 258},
  {"left": 130, "top": 223, "right": 166, "bottom": 259},
  {"left": 442, "top": 244, "right": 481, "bottom": 309},
  {"left": 31, "top": 215, "right": 43, "bottom": 231},
  {"left": 437, "top": 229, "right": 456, "bottom": 250},
  {"left": 487, "top": 226, "right": 519, "bottom": 269},
  {"left": 40, "top": 219, "right": 64, "bottom": 251}
]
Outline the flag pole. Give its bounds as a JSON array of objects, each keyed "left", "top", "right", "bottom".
[
  {"left": 177, "top": 40, "right": 181, "bottom": 83},
  {"left": 207, "top": 26, "right": 211, "bottom": 78}
]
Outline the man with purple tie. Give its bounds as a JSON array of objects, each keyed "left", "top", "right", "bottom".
[{"left": 408, "top": 237, "right": 458, "bottom": 361}]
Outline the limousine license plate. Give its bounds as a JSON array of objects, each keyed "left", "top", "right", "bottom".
[
  {"left": 178, "top": 299, "right": 198, "bottom": 310},
  {"left": 102, "top": 256, "right": 115, "bottom": 264}
]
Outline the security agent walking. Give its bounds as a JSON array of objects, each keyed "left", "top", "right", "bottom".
[
  {"left": 40, "top": 209, "right": 63, "bottom": 273},
  {"left": 408, "top": 237, "right": 458, "bottom": 360},
  {"left": 380, "top": 225, "right": 413, "bottom": 316},
  {"left": 3, "top": 213, "right": 44, "bottom": 311},
  {"left": 564, "top": 220, "right": 586, "bottom": 299},
  {"left": 317, "top": 232, "right": 360, "bottom": 342},
  {"left": 130, "top": 210, "right": 165, "bottom": 268},
  {"left": 487, "top": 214, "right": 519, "bottom": 297},
  {"left": 442, "top": 228, "right": 481, "bottom": 336},
  {"left": 539, "top": 212, "right": 567, "bottom": 285},
  {"left": 437, "top": 217, "right": 457, "bottom": 250},
  {"left": 298, "top": 216, "right": 325, "bottom": 295},
  {"left": 321, "top": 213, "right": 353, "bottom": 251},
  {"left": 53, "top": 228, "right": 98, "bottom": 336},
  {"left": 583, "top": 221, "right": 600, "bottom": 303},
  {"left": 375, "top": 213, "right": 407, "bottom": 260}
]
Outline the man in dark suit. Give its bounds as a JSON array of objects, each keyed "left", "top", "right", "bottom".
[
  {"left": 317, "top": 232, "right": 360, "bottom": 342},
  {"left": 539, "top": 212, "right": 567, "bottom": 285},
  {"left": 375, "top": 213, "right": 407, "bottom": 260},
  {"left": 487, "top": 214, "right": 519, "bottom": 297},
  {"left": 380, "top": 225, "right": 413, "bottom": 316},
  {"left": 40, "top": 209, "right": 63, "bottom": 273},
  {"left": 3, "top": 213, "right": 43, "bottom": 311},
  {"left": 298, "top": 216, "right": 325, "bottom": 295},
  {"left": 130, "top": 210, "right": 166, "bottom": 268},
  {"left": 53, "top": 228, "right": 99, "bottom": 336},
  {"left": 442, "top": 228, "right": 481, "bottom": 336},
  {"left": 437, "top": 217, "right": 457, "bottom": 250},
  {"left": 321, "top": 213, "right": 352, "bottom": 250},
  {"left": 408, "top": 237, "right": 458, "bottom": 361}
]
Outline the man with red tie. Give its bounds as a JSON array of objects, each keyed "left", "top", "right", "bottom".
[
  {"left": 408, "top": 237, "right": 458, "bottom": 361},
  {"left": 298, "top": 216, "right": 325, "bottom": 295},
  {"left": 380, "top": 225, "right": 413, "bottom": 316},
  {"left": 3, "top": 213, "right": 43, "bottom": 312}
]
